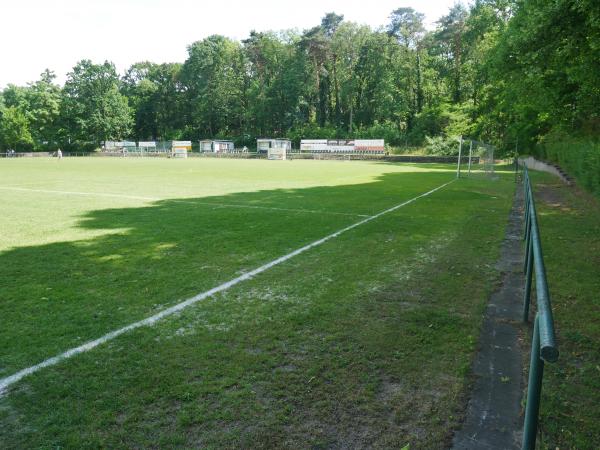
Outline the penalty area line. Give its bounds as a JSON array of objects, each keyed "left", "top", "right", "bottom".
[{"left": 0, "top": 178, "right": 455, "bottom": 395}]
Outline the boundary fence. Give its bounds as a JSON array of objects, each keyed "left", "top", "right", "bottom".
[
  {"left": 520, "top": 164, "right": 559, "bottom": 449},
  {"left": 1, "top": 151, "right": 479, "bottom": 164}
]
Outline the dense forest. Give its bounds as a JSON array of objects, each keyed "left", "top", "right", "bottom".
[{"left": 0, "top": 0, "right": 598, "bottom": 159}]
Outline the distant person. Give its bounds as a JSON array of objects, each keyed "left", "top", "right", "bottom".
[
  {"left": 242, "top": 146, "right": 248, "bottom": 152},
  {"left": 57, "top": 148, "right": 63, "bottom": 159}
]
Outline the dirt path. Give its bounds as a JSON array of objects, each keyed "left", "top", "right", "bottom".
[{"left": 452, "top": 184, "right": 526, "bottom": 449}]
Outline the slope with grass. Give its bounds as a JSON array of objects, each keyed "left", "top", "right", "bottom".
[{"left": 0, "top": 159, "right": 515, "bottom": 448}]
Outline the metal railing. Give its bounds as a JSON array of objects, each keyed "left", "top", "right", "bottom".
[{"left": 521, "top": 165, "right": 559, "bottom": 449}]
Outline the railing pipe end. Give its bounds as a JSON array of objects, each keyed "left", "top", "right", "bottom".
[{"left": 541, "top": 345, "right": 559, "bottom": 363}]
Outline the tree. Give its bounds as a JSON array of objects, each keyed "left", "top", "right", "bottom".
[
  {"left": 61, "top": 60, "right": 133, "bottom": 144},
  {"left": 123, "top": 62, "right": 185, "bottom": 140},
  {"left": 330, "top": 22, "right": 371, "bottom": 132},
  {"left": 243, "top": 31, "right": 305, "bottom": 135},
  {"left": 434, "top": 4, "right": 469, "bottom": 103},
  {"left": 181, "top": 36, "right": 246, "bottom": 137},
  {"left": 0, "top": 106, "right": 33, "bottom": 150},
  {"left": 25, "top": 70, "right": 62, "bottom": 146},
  {"left": 388, "top": 8, "right": 427, "bottom": 123}
]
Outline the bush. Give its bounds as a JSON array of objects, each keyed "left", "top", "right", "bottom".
[
  {"left": 536, "top": 133, "right": 600, "bottom": 197},
  {"left": 424, "top": 135, "right": 461, "bottom": 156},
  {"left": 408, "top": 103, "right": 474, "bottom": 146}
]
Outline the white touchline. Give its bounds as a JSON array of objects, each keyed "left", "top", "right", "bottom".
[
  {"left": 0, "top": 179, "right": 455, "bottom": 395},
  {"left": 0, "top": 186, "right": 368, "bottom": 218}
]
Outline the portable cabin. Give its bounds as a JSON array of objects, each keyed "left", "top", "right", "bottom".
[
  {"left": 103, "top": 141, "right": 118, "bottom": 151},
  {"left": 171, "top": 140, "right": 192, "bottom": 158},
  {"left": 119, "top": 141, "right": 137, "bottom": 154},
  {"left": 257, "top": 139, "right": 292, "bottom": 160},
  {"left": 199, "top": 140, "right": 213, "bottom": 152},
  {"left": 257, "top": 139, "right": 291, "bottom": 153},
  {"left": 200, "top": 140, "right": 235, "bottom": 153},
  {"left": 138, "top": 141, "right": 157, "bottom": 152}
]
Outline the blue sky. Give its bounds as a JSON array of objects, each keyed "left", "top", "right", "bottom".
[{"left": 1, "top": 0, "right": 464, "bottom": 88}]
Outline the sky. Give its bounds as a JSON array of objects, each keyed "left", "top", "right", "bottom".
[{"left": 0, "top": 0, "right": 462, "bottom": 88}]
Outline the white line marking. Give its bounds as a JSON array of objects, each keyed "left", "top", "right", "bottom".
[
  {"left": 0, "top": 186, "right": 368, "bottom": 217},
  {"left": 0, "top": 179, "right": 454, "bottom": 395},
  {"left": 0, "top": 186, "right": 157, "bottom": 201}
]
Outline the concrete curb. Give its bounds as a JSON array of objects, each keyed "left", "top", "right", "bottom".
[{"left": 452, "top": 184, "right": 526, "bottom": 449}]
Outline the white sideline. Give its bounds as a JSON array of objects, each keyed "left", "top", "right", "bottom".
[
  {"left": 0, "top": 179, "right": 455, "bottom": 395},
  {"left": 0, "top": 186, "right": 368, "bottom": 218}
]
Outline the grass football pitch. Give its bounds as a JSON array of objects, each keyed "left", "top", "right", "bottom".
[{"left": 0, "top": 158, "right": 515, "bottom": 448}]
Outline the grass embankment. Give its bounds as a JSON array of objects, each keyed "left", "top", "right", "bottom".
[
  {"left": 536, "top": 137, "right": 600, "bottom": 197},
  {"left": 528, "top": 172, "right": 600, "bottom": 449},
  {"left": 0, "top": 159, "right": 514, "bottom": 448}
]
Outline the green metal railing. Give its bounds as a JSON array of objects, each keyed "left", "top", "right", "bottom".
[{"left": 521, "top": 165, "right": 559, "bottom": 449}]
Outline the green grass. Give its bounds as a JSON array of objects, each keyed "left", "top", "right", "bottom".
[
  {"left": 0, "top": 158, "right": 515, "bottom": 448},
  {"left": 536, "top": 136, "right": 600, "bottom": 197},
  {"left": 527, "top": 172, "right": 600, "bottom": 449}
]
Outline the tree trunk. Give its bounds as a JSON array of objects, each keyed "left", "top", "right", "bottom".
[
  {"left": 333, "top": 54, "right": 341, "bottom": 126},
  {"left": 416, "top": 49, "right": 424, "bottom": 113}
]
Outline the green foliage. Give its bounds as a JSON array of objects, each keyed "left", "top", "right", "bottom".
[
  {"left": 536, "top": 134, "right": 600, "bottom": 197},
  {"left": 408, "top": 103, "right": 474, "bottom": 146},
  {"left": 477, "top": 0, "right": 600, "bottom": 149},
  {"left": 0, "top": 106, "right": 33, "bottom": 150},
  {"left": 181, "top": 35, "right": 246, "bottom": 138},
  {"left": 122, "top": 62, "right": 185, "bottom": 140},
  {"left": 424, "top": 135, "right": 461, "bottom": 156},
  {"left": 61, "top": 60, "right": 133, "bottom": 144},
  {"left": 1, "top": 1, "right": 598, "bottom": 160}
]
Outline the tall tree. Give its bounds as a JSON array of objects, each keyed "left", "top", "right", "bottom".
[
  {"left": 25, "top": 70, "right": 62, "bottom": 146},
  {"left": 434, "top": 4, "right": 469, "bottom": 103},
  {"left": 61, "top": 60, "right": 132, "bottom": 144},
  {"left": 388, "top": 7, "right": 426, "bottom": 123},
  {"left": 182, "top": 35, "right": 246, "bottom": 137},
  {"left": 0, "top": 106, "right": 33, "bottom": 150},
  {"left": 123, "top": 62, "right": 185, "bottom": 140}
]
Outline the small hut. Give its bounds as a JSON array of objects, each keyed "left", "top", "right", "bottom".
[
  {"left": 138, "top": 141, "right": 157, "bottom": 152},
  {"left": 199, "top": 140, "right": 235, "bottom": 153},
  {"left": 171, "top": 140, "right": 192, "bottom": 158},
  {"left": 257, "top": 139, "right": 291, "bottom": 160}
]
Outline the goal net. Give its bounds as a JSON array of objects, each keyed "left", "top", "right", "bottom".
[{"left": 461, "top": 138, "right": 496, "bottom": 178}]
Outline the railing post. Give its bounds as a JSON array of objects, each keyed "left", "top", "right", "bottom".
[
  {"left": 523, "top": 237, "right": 534, "bottom": 322},
  {"left": 524, "top": 212, "right": 531, "bottom": 273},
  {"left": 523, "top": 182, "right": 530, "bottom": 241},
  {"left": 522, "top": 314, "right": 545, "bottom": 450},
  {"left": 467, "top": 141, "right": 473, "bottom": 176}
]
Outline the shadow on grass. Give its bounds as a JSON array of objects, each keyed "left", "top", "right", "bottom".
[
  {"left": 0, "top": 170, "right": 457, "bottom": 374},
  {"left": 0, "top": 167, "right": 520, "bottom": 449}
]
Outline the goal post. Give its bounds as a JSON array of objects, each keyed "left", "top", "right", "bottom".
[
  {"left": 456, "top": 135, "right": 463, "bottom": 178},
  {"left": 460, "top": 138, "right": 496, "bottom": 178}
]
